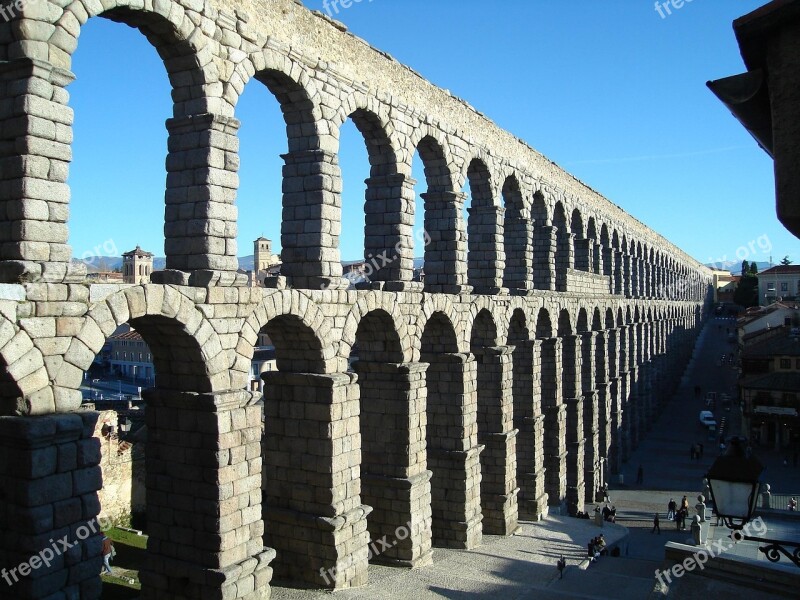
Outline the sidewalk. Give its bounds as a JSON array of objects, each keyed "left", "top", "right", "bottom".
[{"left": 270, "top": 517, "right": 629, "bottom": 600}]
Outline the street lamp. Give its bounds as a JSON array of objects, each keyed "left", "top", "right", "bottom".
[
  {"left": 705, "top": 437, "right": 763, "bottom": 530},
  {"left": 705, "top": 437, "right": 800, "bottom": 568}
]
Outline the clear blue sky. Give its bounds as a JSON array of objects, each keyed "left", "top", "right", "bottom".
[{"left": 67, "top": 0, "right": 798, "bottom": 268}]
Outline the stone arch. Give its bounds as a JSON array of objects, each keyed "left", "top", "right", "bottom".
[
  {"left": 79, "top": 285, "right": 229, "bottom": 393},
  {"left": 42, "top": 2, "right": 225, "bottom": 273},
  {"left": 531, "top": 191, "right": 554, "bottom": 290},
  {"left": 339, "top": 294, "right": 410, "bottom": 363},
  {"left": 421, "top": 308, "right": 481, "bottom": 548},
  {"left": 465, "top": 157, "right": 496, "bottom": 208},
  {"left": 605, "top": 308, "right": 615, "bottom": 330},
  {"left": 59, "top": 0, "right": 217, "bottom": 112},
  {"left": 553, "top": 202, "right": 570, "bottom": 291},
  {"left": 240, "top": 290, "right": 336, "bottom": 374},
  {"left": 0, "top": 318, "right": 51, "bottom": 416},
  {"left": 410, "top": 129, "right": 457, "bottom": 194},
  {"left": 536, "top": 308, "right": 553, "bottom": 338},
  {"left": 466, "top": 298, "right": 507, "bottom": 345},
  {"left": 502, "top": 173, "right": 531, "bottom": 291},
  {"left": 470, "top": 307, "right": 518, "bottom": 534},
  {"left": 411, "top": 130, "right": 463, "bottom": 289},
  {"left": 464, "top": 158, "right": 502, "bottom": 291},
  {"left": 414, "top": 296, "right": 465, "bottom": 359}
]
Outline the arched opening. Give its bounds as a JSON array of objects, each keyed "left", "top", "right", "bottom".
[
  {"left": 531, "top": 193, "right": 553, "bottom": 291},
  {"left": 351, "top": 310, "right": 429, "bottom": 566},
  {"left": 571, "top": 209, "right": 589, "bottom": 273},
  {"left": 502, "top": 175, "right": 530, "bottom": 292},
  {"left": 413, "top": 137, "right": 463, "bottom": 292},
  {"left": 236, "top": 66, "right": 330, "bottom": 288},
  {"left": 464, "top": 159, "right": 501, "bottom": 292},
  {"left": 537, "top": 308, "right": 563, "bottom": 511},
  {"left": 559, "top": 309, "right": 583, "bottom": 514},
  {"left": 471, "top": 309, "right": 517, "bottom": 535},
  {"left": 553, "top": 203, "right": 570, "bottom": 292},
  {"left": 509, "top": 309, "right": 546, "bottom": 520},
  {"left": 422, "top": 312, "right": 481, "bottom": 549},
  {"left": 259, "top": 314, "right": 359, "bottom": 587},
  {"left": 340, "top": 109, "right": 400, "bottom": 284},
  {"left": 69, "top": 13, "right": 188, "bottom": 277}
]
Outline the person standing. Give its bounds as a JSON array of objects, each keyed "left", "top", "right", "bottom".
[
  {"left": 636, "top": 465, "right": 644, "bottom": 484},
  {"left": 667, "top": 498, "right": 676, "bottom": 521},
  {"left": 651, "top": 513, "right": 660, "bottom": 534},
  {"left": 101, "top": 535, "right": 114, "bottom": 575}
]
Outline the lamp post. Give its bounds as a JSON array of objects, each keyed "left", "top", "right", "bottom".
[{"left": 705, "top": 437, "right": 800, "bottom": 568}]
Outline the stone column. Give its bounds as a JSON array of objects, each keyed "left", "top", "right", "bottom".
[
  {"left": 593, "top": 240, "right": 604, "bottom": 275},
  {"left": 561, "top": 335, "right": 585, "bottom": 514},
  {"left": 0, "top": 413, "right": 103, "bottom": 600},
  {"left": 142, "top": 389, "right": 273, "bottom": 599},
  {"left": 363, "top": 174, "right": 416, "bottom": 288},
  {"left": 606, "top": 328, "right": 622, "bottom": 474},
  {"left": 533, "top": 225, "right": 557, "bottom": 291},
  {"left": 540, "top": 338, "right": 566, "bottom": 513},
  {"left": 261, "top": 373, "right": 368, "bottom": 589},
  {"left": 280, "top": 149, "right": 345, "bottom": 290},
  {"left": 574, "top": 238, "right": 594, "bottom": 273},
  {"left": 581, "top": 332, "right": 600, "bottom": 503},
  {"left": 423, "top": 353, "right": 483, "bottom": 550},
  {"left": 474, "top": 346, "right": 519, "bottom": 535},
  {"left": 352, "top": 361, "right": 433, "bottom": 568},
  {"left": 638, "top": 258, "right": 646, "bottom": 297},
  {"left": 421, "top": 191, "right": 468, "bottom": 293},
  {"left": 467, "top": 205, "right": 505, "bottom": 294},
  {"left": 159, "top": 114, "right": 245, "bottom": 286},
  {"left": 504, "top": 216, "right": 534, "bottom": 294},
  {"left": 594, "top": 331, "right": 611, "bottom": 486},
  {"left": 513, "top": 340, "right": 548, "bottom": 520},
  {"left": 643, "top": 262, "right": 652, "bottom": 297},
  {"left": 0, "top": 58, "right": 84, "bottom": 283}
]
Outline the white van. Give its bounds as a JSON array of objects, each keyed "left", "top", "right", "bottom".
[{"left": 699, "top": 411, "right": 716, "bottom": 427}]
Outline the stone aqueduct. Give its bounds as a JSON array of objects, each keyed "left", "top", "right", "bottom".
[{"left": 0, "top": 0, "right": 713, "bottom": 598}]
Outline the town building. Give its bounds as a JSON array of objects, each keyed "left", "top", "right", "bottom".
[
  {"left": 737, "top": 301, "right": 800, "bottom": 342},
  {"left": 122, "top": 246, "right": 155, "bottom": 284},
  {"left": 758, "top": 265, "right": 800, "bottom": 305},
  {"left": 107, "top": 326, "right": 154, "bottom": 385},
  {"left": 740, "top": 327, "right": 800, "bottom": 452}
]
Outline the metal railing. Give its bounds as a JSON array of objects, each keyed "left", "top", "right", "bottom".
[{"left": 766, "top": 493, "right": 799, "bottom": 511}]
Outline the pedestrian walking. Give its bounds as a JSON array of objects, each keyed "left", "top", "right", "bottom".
[
  {"left": 789, "top": 498, "right": 797, "bottom": 511},
  {"left": 636, "top": 465, "right": 644, "bottom": 484},
  {"left": 667, "top": 498, "right": 676, "bottom": 521},
  {"left": 651, "top": 513, "right": 660, "bottom": 534},
  {"left": 101, "top": 535, "right": 114, "bottom": 575}
]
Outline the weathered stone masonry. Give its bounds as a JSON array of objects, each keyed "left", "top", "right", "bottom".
[{"left": 0, "top": 0, "right": 712, "bottom": 598}]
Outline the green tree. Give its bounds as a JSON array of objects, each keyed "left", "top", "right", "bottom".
[
  {"left": 750, "top": 261, "right": 759, "bottom": 275},
  {"left": 734, "top": 275, "right": 759, "bottom": 308},
  {"left": 741, "top": 259, "right": 749, "bottom": 276},
  {"left": 780, "top": 255, "right": 793, "bottom": 266}
]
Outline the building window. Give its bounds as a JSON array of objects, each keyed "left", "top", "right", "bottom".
[
  {"left": 780, "top": 358, "right": 791, "bottom": 369},
  {"left": 781, "top": 282, "right": 788, "bottom": 292},
  {"left": 767, "top": 282, "right": 776, "bottom": 291}
]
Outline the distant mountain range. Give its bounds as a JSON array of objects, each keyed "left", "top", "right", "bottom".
[{"left": 703, "top": 260, "right": 773, "bottom": 275}]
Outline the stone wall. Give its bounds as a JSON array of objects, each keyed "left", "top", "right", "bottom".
[{"left": 0, "top": 1, "right": 717, "bottom": 598}]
